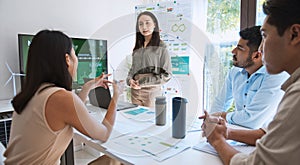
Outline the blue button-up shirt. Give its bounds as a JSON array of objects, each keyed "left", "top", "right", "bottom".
[{"left": 210, "top": 66, "right": 289, "bottom": 129}]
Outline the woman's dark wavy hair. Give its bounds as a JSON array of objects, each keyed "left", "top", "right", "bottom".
[
  {"left": 133, "top": 11, "right": 161, "bottom": 51},
  {"left": 12, "top": 30, "right": 73, "bottom": 114},
  {"left": 263, "top": 0, "right": 300, "bottom": 36}
]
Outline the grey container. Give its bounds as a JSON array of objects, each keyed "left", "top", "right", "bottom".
[
  {"left": 155, "top": 96, "right": 167, "bottom": 126},
  {"left": 172, "top": 97, "right": 188, "bottom": 139}
]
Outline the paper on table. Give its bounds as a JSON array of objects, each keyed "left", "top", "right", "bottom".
[
  {"left": 193, "top": 140, "right": 255, "bottom": 156},
  {"left": 120, "top": 107, "right": 155, "bottom": 122},
  {"left": 103, "top": 133, "right": 190, "bottom": 162},
  {"left": 153, "top": 142, "right": 190, "bottom": 162},
  {"left": 108, "top": 119, "right": 152, "bottom": 139}
]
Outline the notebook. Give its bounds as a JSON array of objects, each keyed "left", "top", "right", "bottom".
[{"left": 88, "top": 86, "right": 138, "bottom": 111}]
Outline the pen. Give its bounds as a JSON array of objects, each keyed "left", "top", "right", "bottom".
[
  {"left": 142, "top": 149, "right": 157, "bottom": 157},
  {"left": 187, "top": 129, "right": 202, "bottom": 133}
]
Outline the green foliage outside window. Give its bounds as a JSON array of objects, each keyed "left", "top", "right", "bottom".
[
  {"left": 206, "top": 0, "right": 240, "bottom": 33},
  {"left": 204, "top": 0, "right": 240, "bottom": 111}
]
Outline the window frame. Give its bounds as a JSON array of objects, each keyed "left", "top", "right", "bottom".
[{"left": 240, "top": 0, "right": 257, "bottom": 30}]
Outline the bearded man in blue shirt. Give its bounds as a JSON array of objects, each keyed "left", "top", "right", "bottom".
[{"left": 209, "top": 25, "right": 289, "bottom": 129}]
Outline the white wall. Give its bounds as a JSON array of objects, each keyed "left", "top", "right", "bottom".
[
  {"left": 0, "top": 0, "right": 138, "bottom": 100},
  {"left": 0, "top": 0, "right": 207, "bottom": 115}
]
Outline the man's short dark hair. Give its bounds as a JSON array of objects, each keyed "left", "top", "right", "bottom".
[
  {"left": 239, "top": 25, "right": 262, "bottom": 52},
  {"left": 263, "top": 0, "right": 300, "bottom": 36}
]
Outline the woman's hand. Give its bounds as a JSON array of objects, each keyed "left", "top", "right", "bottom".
[
  {"left": 78, "top": 73, "right": 112, "bottom": 103},
  {"left": 129, "top": 79, "right": 141, "bottom": 89},
  {"left": 84, "top": 73, "right": 112, "bottom": 91},
  {"left": 112, "top": 80, "right": 125, "bottom": 97}
]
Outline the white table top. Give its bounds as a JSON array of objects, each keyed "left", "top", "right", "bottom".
[{"left": 74, "top": 105, "right": 223, "bottom": 165}]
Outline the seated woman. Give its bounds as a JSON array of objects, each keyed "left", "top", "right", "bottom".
[{"left": 4, "top": 30, "right": 123, "bottom": 164}]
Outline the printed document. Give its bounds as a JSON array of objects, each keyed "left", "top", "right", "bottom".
[{"left": 193, "top": 140, "right": 255, "bottom": 156}]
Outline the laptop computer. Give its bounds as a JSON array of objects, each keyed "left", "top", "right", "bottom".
[{"left": 88, "top": 86, "right": 138, "bottom": 111}]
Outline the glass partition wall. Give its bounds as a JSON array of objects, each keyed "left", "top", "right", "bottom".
[{"left": 203, "top": 0, "right": 241, "bottom": 112}]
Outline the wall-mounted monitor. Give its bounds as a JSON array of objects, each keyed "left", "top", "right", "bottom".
[{"left": 18, "top": 34, "right": 108, "bottom": 89}]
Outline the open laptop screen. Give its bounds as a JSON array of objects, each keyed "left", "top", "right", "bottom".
[
  {"left": 88, "top": 86, "right": 138, "bottom": 110},
  {"left": 88, "top": 87, "right": 111, "bottom": 109}
]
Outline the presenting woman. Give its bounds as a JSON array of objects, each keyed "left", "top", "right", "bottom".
[{"left": 126, "top": 11, "right": 172, "bottom": 107}]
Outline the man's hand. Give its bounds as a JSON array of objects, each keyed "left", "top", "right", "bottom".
[
  {"left": 201, "top": 111, "right": 228, "bottom": 147},
  {"left": 199, "top": 111, "right": 227, "bottom": 121},
  {"left": 212, "top": 111, "right": 227, "bottom": 121},
  {"left": 201, "top": 111, "right": 220, "bottom": 137}
]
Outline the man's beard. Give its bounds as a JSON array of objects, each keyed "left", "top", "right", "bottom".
[{"left": 233, "top": 55, "right": 254, "bottom": 68}]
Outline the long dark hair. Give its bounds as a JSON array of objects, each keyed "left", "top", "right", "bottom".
[
  {"left": 133, "top": 11, "right": 161, "bottom": 51},
  {"left": 12, "top": 30, "right": 73, "bottom": 114}
]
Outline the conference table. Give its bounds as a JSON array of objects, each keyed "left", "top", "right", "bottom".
[{"left": 74, "top": 104, "right": 223, "bottom": 165}]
